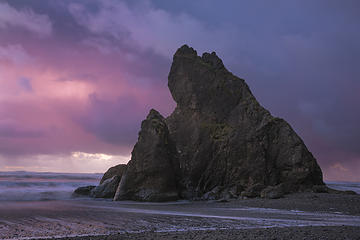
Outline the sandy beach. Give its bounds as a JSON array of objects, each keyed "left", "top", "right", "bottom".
[{"left": 0, "top": 192, "right": 359, "bottom": 240}]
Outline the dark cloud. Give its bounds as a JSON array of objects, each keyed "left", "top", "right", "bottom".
[{"left": 77, "top": 93, "right": 148, "bottom": 145}]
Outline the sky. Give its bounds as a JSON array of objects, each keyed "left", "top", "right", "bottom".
[{"left": 0, "top": 0, "right": 359, "bottom": 181}]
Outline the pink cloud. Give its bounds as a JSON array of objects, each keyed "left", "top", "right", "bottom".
[{"left": 0, "top": 16, "right": 174, "bottom": 164}]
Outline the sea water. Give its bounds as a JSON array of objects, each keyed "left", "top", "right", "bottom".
[
  {"left": 0, "top": 171, "right": 359, "bottom": 201},
  {"left": 326, "top": 181, "right": 360, "bottom": 194},
  {"left": 0, "top": 171, "right": 101, "bottom": 201}
]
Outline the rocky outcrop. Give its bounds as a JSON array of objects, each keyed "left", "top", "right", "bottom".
[
  {"left": 113, "top": 110, "right": 180, "bottom": 201},
  {"left": 91, "top": 175, "right": 122, "bottom": 198},
  {"left": 73, "top": 164, "right": 126, "bottom": 199},
  {"left": 100, "top": 164, "right": 127, "bottom": 184},
  {"left": 163, "top": 45, "right": 323, "bottom": 200},
  {"left": 113, "top": 45, "right": 325, "bottom": 201}
]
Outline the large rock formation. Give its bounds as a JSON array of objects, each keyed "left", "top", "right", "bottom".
[{"left": 112, "top": 45, "right": 324, "bottom": 201}]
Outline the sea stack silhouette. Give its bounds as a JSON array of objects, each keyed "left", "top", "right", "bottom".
[{"left": 78, "top": 45, "right": 326, "bottom": 201}]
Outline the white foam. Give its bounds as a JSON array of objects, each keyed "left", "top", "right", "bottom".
[{"left": 71, "top": 203, "right": 360, "bottom": 228}]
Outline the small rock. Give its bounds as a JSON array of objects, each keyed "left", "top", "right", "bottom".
[
  {"left": 241, "top": 183, "right": 266, "bottom": 198},
  {"left": 344, "top": 190, "right": 357, "bottom": 195},
  {"left": 261, "top": 185, "right": 284, "bottom": 199},
  {"left": 73, "top": 186, "right": 96, "bottom": 196},
  {"left": 312, "top": 185, "right": 329, "bottom": 193}
]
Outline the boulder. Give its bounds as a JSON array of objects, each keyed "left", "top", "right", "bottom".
[
  {"left": 73, "top": 185, "right": 96, "bottom": 196},
  {"left": 261, "top": 184, "right": 285, "bottom": 199},
  {"left": 202, "top": 186, "right": 223, "bottom": 200},
  {"left": 241, "top": 184, "right": 266, "bottom": 198},
  {"left": 91, "top": 175, "right": 122, "bottom": 198},
  {"left": 100, "top": 164, "right": 127, "bottom": 184},
  {"left": 113, "top": 109, "right": 180, "bottom": 201},
  {"left": 312, "top": 185, "right": 330, "bottom": 193}
]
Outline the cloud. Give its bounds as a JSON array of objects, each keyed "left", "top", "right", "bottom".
[
  {"left": 77, "top": 93, "right": 148, "bottom": 145},
  {"left": 0, "top": 119, "right": 44, "bottom": 138},
  {"left": 323, "top": 160, "right": 360, "bottom": 182},
  {"left": 0, "top": 151, "right": 129, "bottom": 173},
  {"left": 0, "top": 44, "right": 32, "bottom": 65},
  {"left": 0, "top": 2, "right": 52, "bottom": 37},
  {"left": 18, "top": 77, "right": 33, "bottom": 92},
  {"left": 68, "top": 0, "right": 227, "bottom": 58}
]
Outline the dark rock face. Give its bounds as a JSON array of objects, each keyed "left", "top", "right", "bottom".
[
  {"left": 73, "top": 185, "right": 95, "bottom": 196},
  {"left": 114, "top": 110, "right": 180, "bottom": 201},
  {"left": 165, "top": 45, "right": 324, "bottom": 199},
  {"left": 100, "top": 164, "right": 127, "bottom": 184},
  {"left": 112, "top": 45, "right": 324, "bottom": 201}
]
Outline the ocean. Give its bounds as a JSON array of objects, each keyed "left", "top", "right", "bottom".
[
  {"left": 0, "top": 171, "right": 359, "bottom": 202},
  {"left": 0, "top": 171, "right": 102, "bottom": 201},
  {"left": 0, "top": 171, "right": 360, "bottom": 239},
  {"left": 326, "top": 181, "right": 360, "bottom": 194}
]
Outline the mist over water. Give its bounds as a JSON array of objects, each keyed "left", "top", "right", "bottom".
[
  {"left": 326, "top": 181, "right": 360, "bottom": 194},
  {"left": 0, "top": 171, "right": 102, "bottom": 201},
  {"left": 0, "top": 171, "right": 359, "bottom": 202}
]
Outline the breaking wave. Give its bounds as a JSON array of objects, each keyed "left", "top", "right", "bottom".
[
  {"left": 326, "top": 181, "right": 360, "bottom": 194},
  {"left": 0, "top": 171, "right": 101, "bottom": 201},
  {"left": 1, "top": 171, "right": 359, "bottom": 201}
]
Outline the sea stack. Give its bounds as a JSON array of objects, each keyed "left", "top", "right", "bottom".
[{"left": 112, "top": 45, "right": 324, "bottom": 201}]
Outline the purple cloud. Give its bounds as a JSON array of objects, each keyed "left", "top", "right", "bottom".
[{"left": 0, "top": 2, "right": 52, "bottom": 37}]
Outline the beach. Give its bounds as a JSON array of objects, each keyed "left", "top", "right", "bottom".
[{"left": 0, "top": 192, "right": 360, "bottom": 240}]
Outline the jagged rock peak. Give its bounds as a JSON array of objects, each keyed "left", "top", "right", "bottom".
[
  {"left": 146, "top": 108, "right": 164, "bottom": 120},
  {"left": 168, "top": 45, "right": 254, "bottom": 120},
  {"left": 174, "top": 45, "right": 224, "bottom": 69},
  {"left": 174, "top": 44, "right": 197, "bottom": 57}
]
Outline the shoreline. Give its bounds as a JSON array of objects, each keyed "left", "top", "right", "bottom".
[{"left": 0, "top": 192, "right": 359, "bottom": 240}]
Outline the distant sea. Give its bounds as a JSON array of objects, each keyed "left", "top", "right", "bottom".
[
  {"left": 0, "top": 171, "right": 101, "bottom": 201},
  {"left": 0, "top": 171, "right": 359, "bottom": 201},
  {"left": 326, "top": 181, "right": 360, "bottom": 194}
]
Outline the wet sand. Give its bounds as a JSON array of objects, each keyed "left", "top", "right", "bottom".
[{"left": 0, "top": 192, "right": 359, "bottom": 240}]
